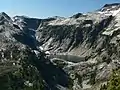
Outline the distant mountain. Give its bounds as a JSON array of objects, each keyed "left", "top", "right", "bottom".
[{"left": 13, "top": 15, "right": 41, "bottom": 30}]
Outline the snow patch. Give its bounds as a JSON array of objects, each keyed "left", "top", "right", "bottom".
[
  {"left": 102, "top": 27, "right": 120, "bottom": 36},
  {"left": 111, "top": 8, "right": 120, "bottom": 16},
  {"left": 48, "top": 18, "right": 80, "bottom": 25},
  {"left": 98, "top": 7, "right": 120, "bottom": 16},
  {"left": 39, "top": 46, "right": 44, "bottom": 51},
  {"left": 34, "top": 50, "right": 40, "bottom": 55},
  {"left": 45, "top": 51, "right": 50, "bottom": 55}
]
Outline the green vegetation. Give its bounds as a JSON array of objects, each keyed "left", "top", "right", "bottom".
[
  {"left": 0, "top": 47, "right": 45, "bottom": 90},
  {"left": 100, "top": 69, "right": 120, "bottom": 90},
  {"left": 107, "top": 69, "right": 120, "bottom": 90}
]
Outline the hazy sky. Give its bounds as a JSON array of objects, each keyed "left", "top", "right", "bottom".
[{"left": 0, "top": 0, "right": 120, "bottom": 18}]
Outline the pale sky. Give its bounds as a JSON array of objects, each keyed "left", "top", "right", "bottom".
[{"left": 0, "top": 0, "right": 119, "bottom": 18}]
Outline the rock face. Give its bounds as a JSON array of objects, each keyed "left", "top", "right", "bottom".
[
  {"left": 35, "top": 3, "right": 120, "bottom": 90},
  {"left": 0, "top": 12, "right": 71, "bottom": 90},
  {"left": 0, "top": 3, "right": 120, "bottom": 90}
]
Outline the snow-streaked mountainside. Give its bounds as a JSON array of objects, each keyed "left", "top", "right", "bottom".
[{"left": 0, "top": 3, "right": 120, "bottom": 90}]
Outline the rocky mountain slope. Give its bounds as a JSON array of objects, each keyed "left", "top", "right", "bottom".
[
  {"left": 0, "top": 12, "right": 71, "bottom": 90},
  {"left": 35, "top": 3, "right": 120, "bottom": 90},
  {"left": 0, "top": 3, "right": 120, "bottom": 90}
]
